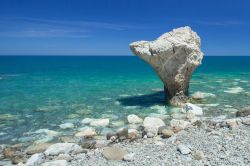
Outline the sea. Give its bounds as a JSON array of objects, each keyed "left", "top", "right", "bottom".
[{"left": 0, "top": 56, "right": 250, "bottom": 145}]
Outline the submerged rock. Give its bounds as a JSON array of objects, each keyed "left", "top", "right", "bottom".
[
  {"left": 59, "top": 123, "right": 74, "bottom": 129},
  {"left": 81, "top": 118, "right": 93, "bottom": 124},
  {"left": 0, "top": 114, "right": 17, "bottom": 121},
  {"left": 34, "top": 129, "right": 59, "bottom": 137},
  {"left": 130, "top": 26, "right": 203, "bottom": 106},
  {"left": 224, "top": 87, "right": 244, "bottom": 94},
  {"left": 191, "top": 91, "right": 216, "bottom": 99},
  {"left": 90, "top": 119, "right": 109, "bottom": 127}
]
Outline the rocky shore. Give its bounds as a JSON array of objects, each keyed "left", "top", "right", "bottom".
[{"left": 1, "top": 105, "right": 250, "bottom": 166}]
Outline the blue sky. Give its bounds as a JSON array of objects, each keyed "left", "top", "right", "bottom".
[{"left": 0, "top": 0, "right": 249, "bottom": 55}]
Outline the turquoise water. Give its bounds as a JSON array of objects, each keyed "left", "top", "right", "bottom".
[{"left": 0, "top": 56, "right": 250, "bottom": 144}]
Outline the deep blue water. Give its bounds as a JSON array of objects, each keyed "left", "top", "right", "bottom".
[{"left": 0, "top": 56, "right": 249, "bottom": 145}]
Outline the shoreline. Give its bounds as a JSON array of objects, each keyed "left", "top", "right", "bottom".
[{"left": 1, "top": 107, "right": 250, "bottom": 166}]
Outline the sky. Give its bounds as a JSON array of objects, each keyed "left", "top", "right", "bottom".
[{"left": 0, "top": 0, "right": 249, "bottom": 56}]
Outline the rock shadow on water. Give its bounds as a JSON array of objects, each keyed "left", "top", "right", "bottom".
[{"left": 117, "top": 91, "right": 165, "bottom": 107}]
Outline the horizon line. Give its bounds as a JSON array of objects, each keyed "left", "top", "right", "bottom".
[{"left": 0, "top": 55, "right": 250, "bottom": 57}]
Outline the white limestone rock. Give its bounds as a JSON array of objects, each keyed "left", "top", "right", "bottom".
[
  {"left": 177, "top": 144, "right": 191, "bottom": 155},
  {"left": 127, "top": 114, "right": 143, "bottom": 124},
  {"left": 75, "top": 127, "right": 96, "bottom": 137},
  {"left": 44, "top": 143, "right": 83, "bottom": 156},
  {"left": 170, "top": 119, "right": 190, "bottom": 129},
  {"left": 143, "top": 117, "right": 165, "bottom": 137},
  {"left": 26, "top": 153, "right": 45, "bottom": 166},
  {"left": 182, "top": 103, "right": 203, "bottom": 116},
  {"left": 130, "top": 26, "right": 203, "bottom": 106}
]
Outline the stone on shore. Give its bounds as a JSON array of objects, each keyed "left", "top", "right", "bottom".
[
  {"left": 75, "top": 127, "right": 96, "bottom": 137},
  {"left": 170, "top": 119, "right": 190, "bottom": 129},
  {"left": 44, "top": 143, "right": 83, "bottom": 156},
  {"left": 127, "top": 114, "right": 143, "bottom": 124},
  {"left": 25, "top": 143, "right": 52, "bottom": 155},
  {"left": 116, "top": 127, "right": 128, "bottom": 140},
  {"left": 42, "top": 160, "right": 67, "bottom": 166},
  {"left": 128, "top": 129, "right": 138, "bottom": 140},
  {"left": 192, "top": 150, "right": 204, "bottom": 160},
  {"left": 226, "top": 119, "right": 238, "bottom": 129},
  {"left": 123, "top": 153, "right": 135, "bottom": 161},
  {"left": 143, "top": 117, "right": 165, "bottom": 137},
  {"left": 162, "top": 129, "right": 174, "bottom": 138},
  {"left": 130, "top": 26, "right": 203, "bottom": 106},
  {"left": 25, "top": 153, "right": 45, "bottom": 166},
  {"left": 182, "top": 103, "right": 203, "bottom": 116},
  {"left": 177, "top": 144, "right": 191, "bottom": 155},
  {"left": 59, "top": 123, "right": 74, "bottom": 129},
  {"left": 55, "top": 154, "right": 72, "bottom": 161},
  {"left": 236, "top": 107, "right": 250, "bottom": 117},
  {"left": 102, "top": 147, "right": 127, "bottom": 160},
  {"left": 90, "top": 119, "right": 109, "bottom": 127}
]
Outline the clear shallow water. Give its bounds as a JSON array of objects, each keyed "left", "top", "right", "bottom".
[{"left": 0, "top": 56, "right": 250, "bottom": 145}]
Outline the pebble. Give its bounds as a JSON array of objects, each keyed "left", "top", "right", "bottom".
[
  {"left": 162, "top": 129, "right": 174, "bottom": 138},
  {"left": 128, "top": 129, "right": 138, "bottom": 140},
  {"left": 123, "top": 153, "right": 135, "bottom": 161},
  {"left": 102, "top": 147, "right": 127, "bottom": 160},
  {"left": 177, "top": 144, "right": 191, "bottom": 155},
  {"left": 42, "top": 160, "right": 68, "bottom": 166},
  {"left": 170, "top": 119, "right": 190, "bottom": 129},
  {"left": 192, "top": 150, "right": 204, "bottom": 160},
  {"left": 116, "top": 127, "right": 128, "bottom": 139}
]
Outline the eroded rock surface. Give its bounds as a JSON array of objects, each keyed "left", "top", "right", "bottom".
[{"left": 130, "top": 26, "right": 203, "bottom": 106}]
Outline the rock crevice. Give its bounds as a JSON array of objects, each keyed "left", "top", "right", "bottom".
[{"left": 130, "top": 26, "right": 203, "bottom": 106}]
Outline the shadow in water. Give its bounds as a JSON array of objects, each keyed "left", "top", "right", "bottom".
[{"left": 117, "top": 91, "right": 166, "bottom": 107}]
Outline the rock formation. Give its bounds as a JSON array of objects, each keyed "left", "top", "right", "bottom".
[{"left": 130, "top": 26, "right": 203, "bottom": 106}]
